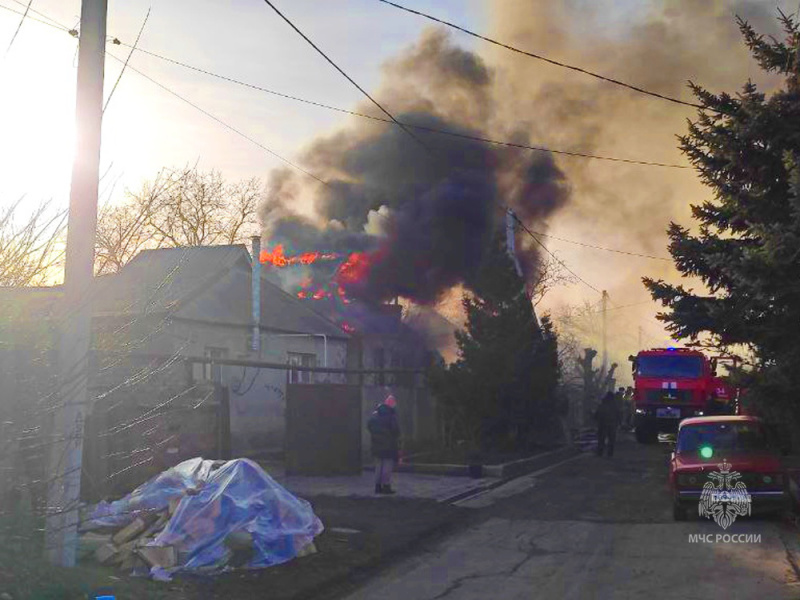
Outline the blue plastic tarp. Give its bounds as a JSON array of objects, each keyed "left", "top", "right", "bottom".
[
  {"left": 84, "top": 458, "right": 220, "bottom": 530},
  {"left": 84, "top": 457, "right": 324, "bottom": 577},
  {"left": 151, "top": 458, "right": 323, "bottom": 572}
]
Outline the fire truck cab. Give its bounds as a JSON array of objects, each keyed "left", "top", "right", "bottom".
[{"left": 629, "top": 348, "right": 737, "bottom": 444}]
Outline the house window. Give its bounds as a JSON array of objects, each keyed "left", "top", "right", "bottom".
[
  {"left": 288, "top": 352, "right": 316, "bottom": 384},
  {"left": 204, "top": 347, "right": 228, "bottom": 381},
  {"left": 394, "top": 352, "right": 411, "bottom": 387},
  {"left": 373, "top": 347, "right": 385, "bottom": 386}
]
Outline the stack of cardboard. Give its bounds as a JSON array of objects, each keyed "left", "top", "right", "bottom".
[{"left": 84, "top": 499, "right": 181, "bottom": 572}]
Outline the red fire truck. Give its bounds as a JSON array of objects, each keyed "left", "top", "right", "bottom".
[{"left": 629, "top": 348, "right": 739, "bottom": 444}]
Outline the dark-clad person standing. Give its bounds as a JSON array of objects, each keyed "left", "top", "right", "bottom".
[
  {"left": 594, "top": 391, "right": 622, "bottom": 458},
  {"left": 368, "top": 394, "right": 400, "bottom": 494}
]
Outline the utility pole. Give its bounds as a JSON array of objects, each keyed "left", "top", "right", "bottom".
[
  {"left": 505, "top": 208, "right": 524, "bottom": 278},
  {"left": 45, "top": 0, "right": 107, "bottom": 567},
  {"left": 601, "top": 290, "right": 609, "bottom": 377}
]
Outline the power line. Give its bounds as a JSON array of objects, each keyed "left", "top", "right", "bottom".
[
  {"left": 5, "top": 1, "right": 688, "bottom": 170},
  {"left": 5, "top": 3, "right": 677, "bottom": 298},
  {"left": 106, "top": 52, "right": 328, "bottom": 186},
  {"left": 2, "top": 0, "right": 32, "bottom": 59},
  {"left": 607, "top": 297, "right": 666, "bottom": 345},
  {"left": 0, "top": 5, "right": 330, "bottom": 187},
  {"left": 111, "top": 39, "right": 689, "bottom": 169},
  {"left": 509, "top": 210, "right": 602, "bottom": 295},
  {"left": 528, "top": 230, "right": 673, "bottom": 261},
  {"left": 260, "top": 0, "right": 432, "bottom": 154},
  {"left": 7, "top": 0, "right": 69, "bottom": 29},
  {"left": 376, "top": 0, "right": 709, "bottom": 112},
  {"left": 0, "top": 2, "right": 69, "bottom": 33},
  {"left": 103, "top": 6, "right": 150, "bottom": 113},
  {"left": 581, "top": 300, "right": 654, "bottom": 315}
]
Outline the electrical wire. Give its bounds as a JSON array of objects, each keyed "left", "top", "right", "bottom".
[
  {"left": 376, "top": 0, "right": 709, "bottom": 112},
  {"left": 7, "top": 0, "right": 69, "bottom": 29},
  {"left": 111, "top": 39, "right": 688, "bottom": 169},
  {"left": 5, "top": 2, "right": 690, "bottom": 170},
  {"left": 509, "top": 211, "right": 602, "bottom": 295},
  {"left": 103, "top": 7, "right": 150, "bottom": 113},
  {"left": 580, "top": 300, "right": 655, "bottom": 315},
  {"left": 260, "top": 0, "right": 433, "bottom": 155},
  {"left": 528, "top": 230, "right": 673, "bottom": 261},
  {"left": 0, "top": 2, "right": 69, "bottom": 33},
  {"left": 2, "top": 0, "right": 32, "bottom": 59},
  {"left": 105, "top": 52, "right": 328, "bottom": 185}
]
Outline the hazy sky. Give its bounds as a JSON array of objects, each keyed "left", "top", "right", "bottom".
[
  {"left": 0, "top": 0, "right": 795, "bottom": 362},
  {"left": 0, "top": 0, "right": 486, "bottom": 204}
]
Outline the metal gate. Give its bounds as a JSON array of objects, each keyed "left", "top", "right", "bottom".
[{"left": 285, "top": 383, "right": 362, "bottom": 475}]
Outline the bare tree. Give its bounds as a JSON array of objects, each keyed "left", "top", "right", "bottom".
[
  {"left": 94, "top": 172, "right": 169, "bottom": 276},
  {"left": 529, "top": 254, "right": 575, "bottom": 307},
  {"left": 0, "top": 199, "right": 66, "bottom": 287},
  {"left": 95, "top": 167, "right": 263, "bottom": 275}
]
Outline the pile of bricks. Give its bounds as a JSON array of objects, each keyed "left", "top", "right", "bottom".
[{"left": 79, "top": 496, "right": 183, "bottom": 572}]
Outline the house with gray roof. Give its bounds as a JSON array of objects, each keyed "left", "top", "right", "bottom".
[{"left": 0, "top": 242, "right": 352, "bottom": 460}]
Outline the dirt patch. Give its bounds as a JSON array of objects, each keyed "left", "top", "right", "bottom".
[
  {"left": 178, "top": 496, "right": 468, "bottom": 600},
  {"left": 1, "top": 496, "right": 469, "bottom": 600}
]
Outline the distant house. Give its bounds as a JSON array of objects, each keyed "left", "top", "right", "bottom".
[
  {"left": 93, "top": 244, "right": 352, "bottom": 456},
  {"left": 0, "top": 243, "right": 445, "bottom": 494},
  {"left": 0, "top": 243, "right": 351, "bottom": 463}
]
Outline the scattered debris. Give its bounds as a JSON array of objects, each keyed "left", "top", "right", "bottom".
[
  {"left": 329, "top": 527, "right": 364, "bottom": 549},
  {"left": 137, "top": 545, "right": 178, "bottom": 570},
  {"left": 77, "top": 532, "right": 112, "bottom": 561},
  {"left": 81, "top": 457, "right": 323, "bottom": 580},
  {"left": 95, "top": 543, "right": 120, "bottom": 566},
  {"left": 111, "top": 516, "right": 150, "bottom": 546}
]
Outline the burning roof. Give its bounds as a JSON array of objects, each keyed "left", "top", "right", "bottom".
[
  {"left": 260, "top": 244, "right": 339, "bottom": 267},
  {"left": 258, "top": 29, "right": 569, "bottom": 311}
]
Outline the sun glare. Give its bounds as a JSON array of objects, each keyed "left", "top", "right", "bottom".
[{"left": 0, "top": 30, "right": 76, "bottom": 208}]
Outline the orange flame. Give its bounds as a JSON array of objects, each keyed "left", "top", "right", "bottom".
[
  {"left": 335, "top": 252, "right": 373, "bottom": 285},
  {"left": 260, "top": 244, "right": 339, "bottom": 267}
]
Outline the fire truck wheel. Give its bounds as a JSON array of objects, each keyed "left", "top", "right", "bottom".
[{"left": 673, "top": 501, "right": 688, "bottom": 521}]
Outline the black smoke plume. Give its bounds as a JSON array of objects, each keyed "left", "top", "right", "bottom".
[{"left": 259, "top": 29, "right": 570, "bottom": 306}]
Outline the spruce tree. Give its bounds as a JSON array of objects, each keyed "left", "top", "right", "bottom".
[
  {"left": 643, "top": 13, "right": 800, "bottom": 420},
  {"left": 429, "top": 228, "right": 560, "bottom": 451}
]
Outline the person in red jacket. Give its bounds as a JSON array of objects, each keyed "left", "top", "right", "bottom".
[{"left": 368, "top": 395, "right": 401, "bottom": 494}]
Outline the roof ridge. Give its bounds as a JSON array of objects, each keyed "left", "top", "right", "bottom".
[
  {"left": 255, "top": 260, "right": 349, "bottom": 337},
  {"left": 168, "top": 246, "right": 250, "bottom": 312}
]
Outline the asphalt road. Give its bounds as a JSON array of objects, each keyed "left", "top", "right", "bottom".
[{"left": 343, "top": 433, "right": 800, "bottom": 600}]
